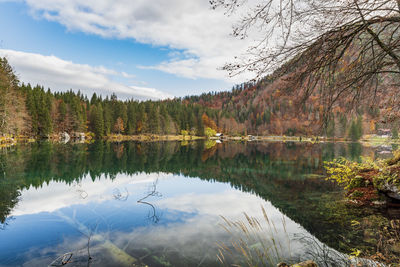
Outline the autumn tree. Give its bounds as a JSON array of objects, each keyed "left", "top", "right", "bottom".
[
  {"left": 202, "top": 113, "right": 218, "bottom": 131},
  {"left": 113, "top": 117, "right": 124, "bottom": 134},
  {"left": 0, "top": 57, "right": 19, "bottom": 133},
  {"left": 212, "top": 0, "right": 400, "bottom": 124}
]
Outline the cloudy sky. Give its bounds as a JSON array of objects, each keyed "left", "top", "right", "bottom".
[{"left": 0, "top": 0, "right": 255, "bottom": 100}]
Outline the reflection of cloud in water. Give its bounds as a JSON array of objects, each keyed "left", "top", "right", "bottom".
[
  {"left": 12, "top": 173, "right": 171, "bottom": 216},
  {"left": 113, "top": 189, "right": 370, "bottom": 266},
  {"left": 114, "top": 190, "right": 300, "bottom": 264},
  {"left": 158, "top": 189, "right": 277, "bottom": 216},
  {"left": 6, "top": 174, "right": 367, "bottom": 266}
]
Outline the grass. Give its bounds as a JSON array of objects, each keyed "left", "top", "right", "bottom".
[
  {"left": 216, "top": 206, "right": 291, "bottom": 267},
  {"left": 216, "top": 206, "right": 385, "bottom": 267}
]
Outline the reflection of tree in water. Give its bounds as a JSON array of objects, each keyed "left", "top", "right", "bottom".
[
  {"left": 0, "top": 180, "right": 19, "bottom": 226},
  {"left": 0, "top": 151, "right": 20, "bottom": 228},
  {"left": 113, "top": 143, "right": 125, "bottom": 159},
  {"left": 0, "top": 140, "right": 386, "bottom": 259},
  {"left": 48, "top": 178, "right": 163, "bottom": 266},
  {"left": 137, "top": 179, "right": 162, "bottom": 223}
]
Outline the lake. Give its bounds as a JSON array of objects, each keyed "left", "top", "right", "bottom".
[{"left": 0, "top": 141, "right": 396, "bottom": 266}]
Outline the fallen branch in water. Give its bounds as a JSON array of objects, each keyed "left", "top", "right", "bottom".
[
  {"left": 137, "top": 179, "right": 162, "bottom": 223},
  {"left": 48, "top": 252, "right": 73, "bottom": 266}
]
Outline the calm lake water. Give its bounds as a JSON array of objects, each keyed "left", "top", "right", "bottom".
[{"left": 0, "top": 141, "right": 396, "bottom": 266}]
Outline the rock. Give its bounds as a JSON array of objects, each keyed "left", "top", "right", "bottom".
[
  {"left": 379, "top": 182, "right": 400, "bottom": 200},
  {"left": 60, "top": 132, "right": 70, "bottom": 143}
]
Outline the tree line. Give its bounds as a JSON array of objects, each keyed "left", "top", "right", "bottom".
[
  {"left": 0, "top": 56, "right": 391, "bottom": 140},
  {"left": 21, "top": 84, "right": 221, "bottom": 138},
  {"left": 1, "top": 57, "right": 221, "bottom": 138}
]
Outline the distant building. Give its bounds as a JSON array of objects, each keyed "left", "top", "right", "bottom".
[
  {"left": 247, "top": 135, "right": 256, "bottom": 141},
  {"left": 377, "top": 128, "right": 392, "bottom": 137}
]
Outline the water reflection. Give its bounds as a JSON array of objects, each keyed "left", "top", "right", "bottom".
[{"left": 0, "top": 141, "right": 393, "bottom": 266}]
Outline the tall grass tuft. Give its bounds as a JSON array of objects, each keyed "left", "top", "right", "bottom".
[{"left": 216, "top": 206, "right": 291, "bottom": 267}]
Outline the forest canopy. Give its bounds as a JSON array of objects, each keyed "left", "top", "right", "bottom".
[{"left": 0, "top": 57, "right": 221, "bottom": 138}]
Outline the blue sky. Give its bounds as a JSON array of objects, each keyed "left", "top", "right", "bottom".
[{"left": 0, "top": 0, "right": 253, "bottom": 100}]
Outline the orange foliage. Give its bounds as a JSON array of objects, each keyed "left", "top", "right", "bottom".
[
  {"left": 202, "top": 113, "right": 218, "bottom": 131},
  {"left": 369, "top": 120, "right": 376, "bottom": 132},
  {"left": 114, "top": 117, "right": 124, "bottom": 134}
]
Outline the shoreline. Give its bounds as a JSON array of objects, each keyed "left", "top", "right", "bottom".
[
  {"left": 1, "top": 133, "right": 399, "bottom": 148},
  {"left": 104, "top": 134, "right": 205, "bottom": 142}
]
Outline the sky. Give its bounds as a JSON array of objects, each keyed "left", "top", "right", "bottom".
[{"left": 0, "top": 0, "right": 255, "bottom": 100}]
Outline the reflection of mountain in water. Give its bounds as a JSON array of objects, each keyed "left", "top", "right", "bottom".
[{"left": 0, "top": 141, "right": 387, "bottom": 254}]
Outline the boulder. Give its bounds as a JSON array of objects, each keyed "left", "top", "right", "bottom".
[{"left": 379, "top": 182, "right": 400, "bottom": 200}]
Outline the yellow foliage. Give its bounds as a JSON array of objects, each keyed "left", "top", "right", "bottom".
[
  {"left": 204, "top": 127, "right": 216, "bottom": 137},
  {"left": 369, "top": 120, "right": 376, "bottom": 131},
  {"left": 324, "top": 158, "right": 358, "bottom": 189},
  {"left": 348, "top": 248, "right": 362, "bottom": 260},
  {"left": 324, "top": 157, "right": 381, "bottom": 190}
]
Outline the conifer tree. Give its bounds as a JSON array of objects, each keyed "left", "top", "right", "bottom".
[{"left": 90, "top": 104, "right": 104, "bottom": 138}]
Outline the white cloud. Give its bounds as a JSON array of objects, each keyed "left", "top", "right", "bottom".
[
  {"left": 0, "top": 49, "right": 172, "bottom": 100},
  {"left": 12, "top": 172, "right": 171, "bottom": 216},
  {"left": 20, "top": 0, "right": 257, "bottom": 82},
  {"left": 121, "top": 71, "right": 135, "bottom": 79}
]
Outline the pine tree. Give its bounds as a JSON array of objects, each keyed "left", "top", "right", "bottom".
[
  {"left": 103, "top": 102, "right": 113, "bottom": 135},
  {"left": 159, "top": 104, "right": 169, "bottom": 134},
  {"left": 90, "top": 104, "right": 104, "bottom": 138},
  {"left": 326, "top": 115, "right": 335, "bottom": 138},
  {"left": 348, "top": 117, "right": 363, "bottom": 141},
  {"left": 392, "top": 123, "right": 399, "bottom": 139},
  {"left": 148, "top": 105, "right": 160, "bottom": 134}
]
